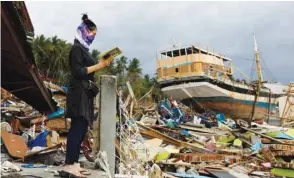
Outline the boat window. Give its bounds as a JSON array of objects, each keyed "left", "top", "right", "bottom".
[
  {"left": 175, "top": 67, "right": 179, "bottom": 73},
  {"left": 162, "top": 48, "right": 190, "bottom": 58},
  {"left": 173, "top": 50, "right": 179, "bottom": 57}
]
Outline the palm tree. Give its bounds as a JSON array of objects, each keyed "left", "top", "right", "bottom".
[
  {"left": 91, "top": 49, "right": 100, "bottom": 63},
  {"left": 127, "top": 58, "right": 142, "bottom": 83},
  {"left": 32, "top": 35, "right": 53, "bottom": 78},
  {"left": 116, "top": 56, "right": 128, "bottom": 87},
  {"left": 32, "top": 35, "right": 72, "bottom": 85}
]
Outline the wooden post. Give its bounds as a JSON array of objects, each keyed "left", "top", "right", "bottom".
[
  {"left": 267, "top": 90, "right": 272, "bottom": 124},
  {"left": 99, "top": 75, "right": 117, "bottom": 177},
  {"left": 249, "top": 85, "right": 258, "bottom": 128},
  {"left": 126, "top": 81, "right": 136, "bottom": 104}
]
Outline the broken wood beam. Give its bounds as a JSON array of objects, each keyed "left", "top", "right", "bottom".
[
  {"left": 25, "top": 143, "right": 62, "bottom": 158},
  {"left": 137, "top": 122, "right": 212, "bottom": 153},
  {"left": 179, "top": 125, "right": 229, "bottom": 135},
  {"left": 151, "top": 125, "right": 181, "bottom": 135},
  {"left": 241, "top": 126, "right": 284, "bottom": 144},
  {"left": 140, "top": 129, "right": 181, "bottom": 147},
  {"left": 126, "top": 81, "right": 137, "bottom": 105}
]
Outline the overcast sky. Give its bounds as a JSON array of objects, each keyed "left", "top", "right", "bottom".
[{"left": 26, "top": 1, "right": 294, "bottom": 84}]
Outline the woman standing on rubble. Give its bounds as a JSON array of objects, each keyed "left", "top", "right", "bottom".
[{"left": 62, "top": 14, "right": 111, "bottom": 177}]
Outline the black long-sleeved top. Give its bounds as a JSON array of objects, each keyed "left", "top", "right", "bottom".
[{"left": 65, "top": 39, "right": 96, "bottom": 123}]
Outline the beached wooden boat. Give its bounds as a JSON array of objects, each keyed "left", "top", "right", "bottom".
[{"left": 156, "top": 37, "right": 283, "bottom": 120}]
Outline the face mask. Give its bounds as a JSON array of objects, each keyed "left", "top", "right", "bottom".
[
  {"left": 77, "top": 23, "right": 95, "bottom": 46},
  {"left": 86, "top": 34, "right": 95, "bottom": 45}
]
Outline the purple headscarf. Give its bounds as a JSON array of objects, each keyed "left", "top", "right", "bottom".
[{"left": 75, "top": 22, "right": 95, "bottom": 51}]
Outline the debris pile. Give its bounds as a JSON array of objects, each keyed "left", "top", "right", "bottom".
[
  {"left": 2, "top": 80, "right": 294, "bottom": 178},
  {"left": 115, "top": 85, "right": 294, "bottom": 178},
  {"left": 1, "top": 85, "right": 68, "bottom": 177}
]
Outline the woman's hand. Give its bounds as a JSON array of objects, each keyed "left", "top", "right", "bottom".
[
  {"left": 97, "top": 59, "right": 111, "bottom": 69},
  {"left": 86, "top": 60, "right": 112, "bottom": 74}
]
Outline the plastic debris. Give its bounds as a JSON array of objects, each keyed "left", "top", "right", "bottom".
[
  {"left": 1, "top": 161, "right": 22, "bottom": 172},
  {"left": 47, "top": 109, "right": 64, "bottom": 120},
  {"left": 27, "top": 130, "right": 49, "bottom": 149},
  {"left": 21, "top": 164, "right": 47, "bottom": 168}
]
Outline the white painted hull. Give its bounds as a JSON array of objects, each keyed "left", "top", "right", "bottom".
[{"left": 161, "top": 81, "right": 279, "bottom": 120}]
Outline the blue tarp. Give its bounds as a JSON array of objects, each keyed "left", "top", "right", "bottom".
[
  {"left": 27, "top": 130, "right": 49, "bottom": 149},
  {"left": 61, "top": 86, "right": 68, "bottom": 93},
  {"left": 47, "top": 109, "right": 64, "bottom": 119},
  {"left": 158, "top": 99, "right": 185, "bottom": 128}
]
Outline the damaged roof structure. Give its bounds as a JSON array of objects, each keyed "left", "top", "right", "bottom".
[{"left": 1, "top": 1, "right": 56, "bottom": 113}]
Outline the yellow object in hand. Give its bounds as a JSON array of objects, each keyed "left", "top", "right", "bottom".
[{"left": 99, "top": 47, "right": 122, "bottom": 63}]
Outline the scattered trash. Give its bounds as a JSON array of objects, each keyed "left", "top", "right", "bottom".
[
  {"left": 95, "top": 151, "right": 112, "bottom": 178},
  {"left": 21, "top": 164, "right": 47, "bottom": 168},
  {"left": 1, "top": 161, "right": 22, "bottom": 173},
  {"left": 2, "top": 79, "right": 294, "bottom": 178}
]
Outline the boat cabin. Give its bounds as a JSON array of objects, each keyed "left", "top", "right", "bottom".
[{"left": 157, "top": 45, "right": 233, "bottom": 82}]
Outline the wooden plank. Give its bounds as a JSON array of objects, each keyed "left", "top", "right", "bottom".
[
  {"left": 126, "top": 81, "right": 135, "bottom": 100},
  {"left": 182, "top": 122, "right": 205, "bottom": 128},
  {"left": 123, "top": 95, "right": 131, "bottom": 108},
  {"left": 140, "top": 129, "right": 180, "bottom": 147},
  {"left": 130, "top": 101, "right": 134, "bottom": 118},
  {"left": 1, "top": 131, "right": 27, "bottom": 160},
  {"left": 179, "top": 125, "right": 229, "bottom": 135},
  {"left": 25, "top": 143, "right": 62, "bottom": 158},
  {"left": 138, "top": 122, "right": 212, "bottom": 153},
  {"left": 241, "top": 127, "right": 284, "bottom": 144}
]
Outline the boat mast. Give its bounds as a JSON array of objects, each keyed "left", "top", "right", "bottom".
[
  {"left": 253, "top": 33, "right": 263, "bottom": 87},
  {"left": 249, "top": 33, "right": 263, "bottom": 127}
]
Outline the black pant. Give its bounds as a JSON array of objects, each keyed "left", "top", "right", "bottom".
[{"left": 65, "top": 117, "right": 88, "bottom": 165}]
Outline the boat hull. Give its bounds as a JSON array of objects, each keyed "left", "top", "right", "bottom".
[
  {"left": 182, "top": 97, "right": 274, "bottom": 120},
  {"left": 161, "top": 81, "right": 278, "bottom": 120}
]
